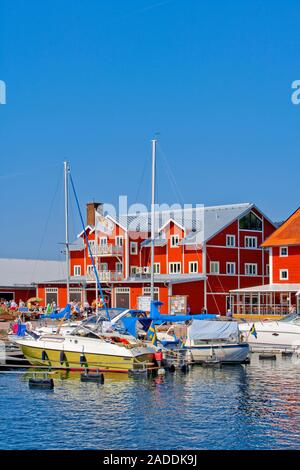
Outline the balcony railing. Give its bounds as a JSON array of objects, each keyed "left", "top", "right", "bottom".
[
  {"left": 91, "top": 244, "right": 123, "bottom": 256},
  {"left": 87, "top": 270, "right": 124, "bottom": 282}
]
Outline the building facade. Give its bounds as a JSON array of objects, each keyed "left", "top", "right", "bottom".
[
  {"left": 37, "top": 202, "right": 275, "bottom": 314},
  {"left": 230, "top": 207, "right": 300, "bottom": 316}
]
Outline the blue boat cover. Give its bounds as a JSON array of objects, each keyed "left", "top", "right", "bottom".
[
  {"left": 188, "top": 320, "right": 239, "bottom": 341},
  {"left": 150, "top": 301, "right": 217, "bottom": 323},
  {"left": 41, "top": 304, "right": 71, "bottom": 320}
]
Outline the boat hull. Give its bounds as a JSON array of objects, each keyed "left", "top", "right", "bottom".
[
  {"left": 186, "top": 342, "right": 250, "bottom": 363},
  {"left": 239, "top": 321, "right": 300, "bottom": 352}
]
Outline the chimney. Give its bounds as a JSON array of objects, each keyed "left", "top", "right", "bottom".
[{"left": 86, "top": 202, "right": 103, "bottom": 227}]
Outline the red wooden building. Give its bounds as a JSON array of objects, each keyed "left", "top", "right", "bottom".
[
  {"left": 37, "top": 202, "right": 276, "bottom": 314},
  {"left": 230, "top": 207, "right": 300, "bottom": 315}
]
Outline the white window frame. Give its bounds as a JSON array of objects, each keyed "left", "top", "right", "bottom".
[
  {"left": 280, "top": 246, "right": 288, "bottom": 257},
  {"left": 170, "top": 234, "right": 180, "bottom": 248},
  {"left": 87, "top": 264, "right": 93, "bottom": 274},
  {"left": 116, "top": 236, "right": 123, "bottom": 247},
  {"left": 210, "top": 261, "right": 220, "bottom": 274},
  {"left": 143, "top": 287, "right": 159, "bottom": 295},
  {"left": 130, "top": 241, "right": 138, "bottom": 255},
  {"left": 266, "top": 264, "right": 270, "bottom": 276},
  {"left": 226, "top": 262, "right": 236, "bottom": 275},
  {"left": 74, "top": 265, "right": 81, "bottom": 276},
  {"left": 169, "top": 262, "right": 181, "bottom": 274},
  {"left": 245, "top": 263, "right": 257, "bottom": 276},
  {"left": 280, "top": 269, "right": 289, "bottom": 280},
  {"left": 100, "top": 262, "right": 108, "bottom": 271},
  {"left": 154, "top": 263, "right": 160, "bottom": 274},
  {"left": 245, "top": 236, "right": 257, "bottom": 249},
  {"left": 226, "top": 235, "right": 236, "bottom": 247},
  {"left": 188, "top": 261, "right": 198, "bottom": 274},
  {"left": 116, "top": 262, "right": 123, "bottom": 273},
  {"left": 100, "top": 237, "right": 108, "bottom": 246}
]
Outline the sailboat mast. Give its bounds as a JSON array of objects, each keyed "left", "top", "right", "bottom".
[
  {"left": 64, "top": 161, "right": 70, "bottom": 304},
  {"left": 150, "top": 139, "right": 157, "bottom": 302}
]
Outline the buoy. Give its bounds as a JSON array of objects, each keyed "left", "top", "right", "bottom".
[
  {"left": 29, "top": 378, "right": 54, "bottom": 389},
  {"left": 80, "top": 372, "right": 104, "bottom": 383},
  {"left": 259, "top": 354, "right": 276, "bottom": 360}
]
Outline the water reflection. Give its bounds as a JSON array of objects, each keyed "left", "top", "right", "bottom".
[{"left": 0, "top": 354, "right": 299, "bottom": 449}]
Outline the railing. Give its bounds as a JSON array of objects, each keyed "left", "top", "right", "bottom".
[
  {"left": 87, "top": 270, "right": 124, "bottom": 282},
  {"left": 231, "top": 303, "right": 291, "bottom": 316},
  {"left": 90, "top": 245, "right": 123, "bottom": 256}
]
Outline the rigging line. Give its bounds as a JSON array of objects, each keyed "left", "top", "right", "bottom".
[
  {"left": 26, "top": 167, "right": 62, "bottom": 299},
  {"left": 69, "top": 171, "right": 110, "bottom": 321},
  {"left": 134, "top": 152, "right": 150, "bottom": 204},
  {"left": 157, "top": 142, "right": 185, "bottom": 206}
]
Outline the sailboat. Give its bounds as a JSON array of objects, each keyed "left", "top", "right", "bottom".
[{"left": 14, "top": 162, "right": 156, "bottom": 372}]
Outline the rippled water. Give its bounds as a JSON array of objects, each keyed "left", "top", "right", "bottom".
[{"left": 0, "top": 354, "right": 300, "bottom": 449}]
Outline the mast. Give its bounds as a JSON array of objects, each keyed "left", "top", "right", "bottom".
[
  {"left": 64, "top": 161, "right": 70, "bottom": 304},
  {"left": 150, "top": 139, "right": 157, "bottom": 302}
]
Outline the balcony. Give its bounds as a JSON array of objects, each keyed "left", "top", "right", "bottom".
[
  {"left": 91, "top": 244, "right": 123, "bottom": 257},
  {"left": 87, "top": 270, "right": 124, "bottom": 282}
]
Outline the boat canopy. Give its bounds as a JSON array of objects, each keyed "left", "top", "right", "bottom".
[
  {"left": 188, "top": 320, "right": 239, "bottom": 341},
  {"left": 41, "top": 304, "right": 71, "bottom": 320},
  {"left": 150, "top": 301, "right": 217, "bottom": 323}
]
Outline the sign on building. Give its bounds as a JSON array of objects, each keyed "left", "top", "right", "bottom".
[{"left": 170, "top": 295, "right": 188, "bottom": 315}]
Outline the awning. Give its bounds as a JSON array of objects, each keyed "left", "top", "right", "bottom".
[{"left": 230, "top": 283, "right": 300, "bottom": 294}]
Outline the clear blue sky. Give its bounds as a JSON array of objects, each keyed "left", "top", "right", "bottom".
[{"left": 1, "top": 0, "right": 299, "bottom": 259}]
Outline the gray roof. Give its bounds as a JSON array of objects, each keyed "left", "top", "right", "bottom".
[
  {"left": 0, "top": 258, "right": 66, "bottom": 287},
  {"left": 117, "top": 203, "right": 257, "bottom": 245}
]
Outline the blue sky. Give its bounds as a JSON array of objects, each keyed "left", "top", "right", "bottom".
[{"left": 1, "top": 0, "right": 300, "bottom": 259}]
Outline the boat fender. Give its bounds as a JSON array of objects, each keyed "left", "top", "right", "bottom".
[
  {"left": 41, "top": 350, "right": 48, "bottom": 361},
  {"left": 80, "top": 353, "right": 86, "bottom": 365},
  {"left": 60, "top": 351, "right": 66, "bottom": 365}
]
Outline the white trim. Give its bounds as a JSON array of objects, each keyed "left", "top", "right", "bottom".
[
  {"left": 159, "top": 218, "right": 186, "bottom": 233},
  {"left": 209, "top": 261, "right": 220, "bottom": 274},
  {"left": 226, "top": 234, "right": 236, "bottom": 247},
  {"left": 73, "top": 265, "right": 81, "bottom": 276},
  {"left": 130, "top": 241, "right": 138, "bottom": 255},
  {"left": 77, "top": 225, "right": 95, "bottom": 238},
  {"left": 170, "top": 234, "right": 180, "bottom": 248},
  {"left": 116, "top": 235, "right": 124, "bottom": 247},
  {"left": 244, "top": 263, "right": 258, "bottom": 276},
  {"left": 188, "top": 261, "right": 198, "bottom": 274},
  {"left": 280, "top": 269, "right": 289, "bottom": 280},
  {"left": 154, "top": 262, "right": 161, "bottom": 274},
  {"left": 226, "top": 262, "right": 236, "bottom": 275},
  {"left": 168, "top": 262, "right": 181, "bottom": 274},
  {"left": 244, "top": 236, "right": 258, "bottom": 248},
  {"left": 280, "top": 246, "right": 288, "bottom": 257}
]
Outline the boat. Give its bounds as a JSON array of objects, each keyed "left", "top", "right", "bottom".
[
  {"left": 14, "top": 321, "right": 156, "bottom": 372},
  {"left": 184, "top": 320, "right": 250, "bottom": 363},
  {"left": 13, "top": 162, "right": 157, "bottom": 373},
  {"left": 238, "top": 312, "right": 300, "bottom": 352}
]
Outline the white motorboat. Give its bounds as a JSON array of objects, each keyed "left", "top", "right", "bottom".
[
  {"left": 239, "top": 313, "right": 300, "bottom": 351},
  {"left": 14, "top": 320, "right": 156, "bottom": 373}
]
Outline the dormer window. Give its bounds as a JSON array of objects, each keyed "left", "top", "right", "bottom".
[{"left": 170, "top": 235, "right": 180, "bottom": 247}]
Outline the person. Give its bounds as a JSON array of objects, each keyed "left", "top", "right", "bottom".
[
  {"left": 10, "top": 299, "right": 17, "bottom": 311},
  {"left": 226, "top": 308, "right": 233, "bottom": 320},
  {"left": 19, "top": 299, "right": 25, "bottom": 308},
  {"left": 201, "top": 307, "right": 208, "bottom": 314}
]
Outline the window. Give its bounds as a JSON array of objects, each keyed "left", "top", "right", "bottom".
[
  {"left": 154, "top": 263, "right": 160, "bottom": 274},
  {"left": 69, "top": 288, "right": 82, "bottom": 303},
  {"left": 142, "top": 287, "right": 159, "bottom": 301},
  {"left": 226, "top": 262, "right": 236, "bottom": 275},
  {"left": 245, "top": 236, "right": 257, "bottom": 248},
  {"left": 74, "top": 265, "right": 81, "bottom": 276},
  {"left": 45, "top": 288, "right": 58, "bottom": 306},
  {"left": 266, "top": 264, "right": 270, "bottom": 276},
  {"left": 280, "top": 269, "right": 288, "bottom": 280},
  {"left": 170, "top": 234, "right": 180, "bottom": 247},
  {"left": 116, "top": 262, "right": 123, "bottom": 273},
  {"left": 169, "top": 262, "right": 181, "bottom": 274},
  {"left": 100, "top": 263, "right": 108, "bottom": 271},
  {"left": 239, "top": 211, "right": 262, "bottom": 231},
  {"left": 245, "top": 263, "right": 257, "bottom": 276},
  {"left": 189, "top": 261, "right": 198, "bottom": 274},
  {"left": 226, "top": 235, "right": 236, "bottom": 247},
  {"left": 130, "top": 266, "right": 138, "bottom": 276},
  {"left": 89, "top": 240, "right": 95, "bottom": 251},
  {"left": 130, "top": 241, "right": 138, "bottom": 255},
  {"left": 280, "top": 247, "right": 288, "bottom": 257},
  {"left": 210, "top": 261, "right": 220, "bottom": 274},
  {"left": 100, "top": 237, "right": 107, "bottom": 246},
  {"left": 87, "top": 265, "right": 94, "bottom": 275},
  {"left": 116, "top": 236, "right": 123, "bottom": 247}
]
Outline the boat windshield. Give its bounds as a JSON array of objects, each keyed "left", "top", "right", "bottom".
[{"left": 280, "top": 312, "right": 300, "bottom": 322}]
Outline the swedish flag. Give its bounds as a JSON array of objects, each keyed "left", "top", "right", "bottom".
[
  {"left": 147, "top": 322, "right": 157, "bottom": 346},
  {"left": 250, "top": 323, "right": 257, "bottom": 338}
]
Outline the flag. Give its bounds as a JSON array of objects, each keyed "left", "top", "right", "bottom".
[
  {"left": 250, "top": 324, "right": 257, "bottom": 338},
  {"left": 147, "top": 322, "right": 157, "bottom": 346}
]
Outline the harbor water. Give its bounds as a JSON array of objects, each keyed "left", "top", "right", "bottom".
[{"left": 0, "top": 354, "right": 299, "bottom": 450}]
